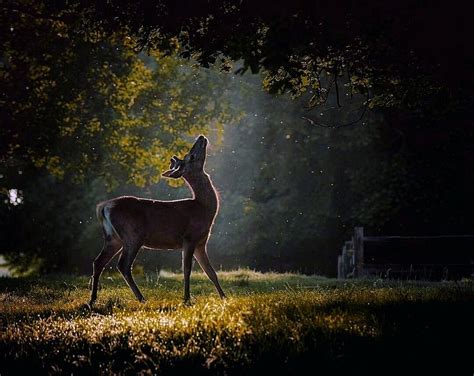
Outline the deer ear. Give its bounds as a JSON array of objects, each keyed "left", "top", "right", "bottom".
[
  {"left": 162, "top": 168, "right": 183, "bottom": 178},
  {"left": 162, "top": 169, "right": 174, "bottom": 178}
]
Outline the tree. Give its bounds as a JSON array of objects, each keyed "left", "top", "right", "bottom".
[
  {"left": 0, "top": 1, "right": 238, "bottom": 273},
  {"left": 37, "top": 0, "right": 472, "bottom": 124},
  {"left": 1, "top": 3, "right": 237, "bottom": 190}
]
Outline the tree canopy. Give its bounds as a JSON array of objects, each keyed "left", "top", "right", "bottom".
[
  {"left": 19, "top": 0, "right": 472, "bottom": 123},
  {"left": 1, "top": 1, "right": 238, "bottom": 191},
  {"left": 0, "top": 1, "right": 238, "bottom": 272}
]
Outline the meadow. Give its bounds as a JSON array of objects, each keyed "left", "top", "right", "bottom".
[{"left": 0, "top": 270, "right": 473, "bottom": 375}]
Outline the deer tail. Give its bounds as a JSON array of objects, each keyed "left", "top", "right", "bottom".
[
  {"left": 96, "top": 201, "right": 106, "bottom": 224},
  {"left": 96, "top": 201, "right": 119, "bottom": 240}
]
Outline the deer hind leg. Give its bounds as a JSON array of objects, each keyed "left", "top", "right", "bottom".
[
  {"left": 117, "top": 241, "right": 145, "bottom": 302},
  {"left": 89, "top": 236, "right": 122, "bottom": 306},
  {"left": 194, "top": 245, "right": 226, "bottom": 299}
]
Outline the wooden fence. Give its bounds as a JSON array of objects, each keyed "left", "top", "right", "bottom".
[{"left": 337, "top": 227, "right": 474, "bottom": 280}]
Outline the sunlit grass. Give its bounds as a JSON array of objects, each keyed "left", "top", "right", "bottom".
[{"left": 1, "top": 270, "right": 473, "bottom": 375}]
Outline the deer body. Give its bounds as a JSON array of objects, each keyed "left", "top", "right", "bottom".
[
  {"left": 100, "top": 189, "right": 217, "bottom": 250},
  {"left": 89, "top": 136, "right": 225, "bottom": 306}
]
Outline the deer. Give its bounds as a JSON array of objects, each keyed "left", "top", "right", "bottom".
[{"left": 89, "top": 135, "right": 226, "bottom": 307}]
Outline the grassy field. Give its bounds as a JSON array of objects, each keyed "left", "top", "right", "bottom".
[{"left": 0, "top": 270, "right": 473, "bottom": 375}]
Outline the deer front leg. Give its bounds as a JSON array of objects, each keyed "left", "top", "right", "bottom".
[
  {"left": 182, "top": 241, "right": 196, "bottom": 304},
  {"left": 117, "top": 241, "right": 145, "bottom": 303},
  {"left": 194, "top": 245, "right": 226, "bottom": 299}
]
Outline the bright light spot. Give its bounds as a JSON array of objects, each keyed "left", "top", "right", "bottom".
[
  {"left": 8, "top": 189, "right": 23, "bottom": 206},
  {"left": 9, "top": 189, "right": 17, "bottom": 202}
]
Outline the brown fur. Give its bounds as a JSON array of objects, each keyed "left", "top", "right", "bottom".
[{"left": 89, "top": 136, "right": 226, "bottom": 306}]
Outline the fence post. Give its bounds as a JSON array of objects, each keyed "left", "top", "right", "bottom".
[
  {"left": 354, "top": 227, "right": 364, "bottom": 278},
  {"left": 337, "top": 255, "right": 343, "bottom": 279},
  {"left": 345, "top": 241, "right": 354, "bottom": 277}
]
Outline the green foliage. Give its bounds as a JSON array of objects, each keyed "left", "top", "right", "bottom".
[
  {"left": 0, "top": 1, "right": 236, "bottom": 190},
  {"left": 56, "top": 0, "right": 473, "bottom": 125},
  {"left": 0, "top": 0, "right": 239, "bottom": 273},
  {"left": 0, "top": 272, "right": 472, "bottom": 374}
]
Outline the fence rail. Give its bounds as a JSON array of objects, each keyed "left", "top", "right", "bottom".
[{"left": 337, "top": 227, "right": 474, "bottom": 280}]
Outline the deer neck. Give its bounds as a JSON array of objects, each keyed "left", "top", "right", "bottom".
[{"left": 184, "top": 172, "right": 218, "bottom": 212}]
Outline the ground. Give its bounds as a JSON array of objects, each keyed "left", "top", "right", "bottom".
[{"left": 0, "top": 270, "right": 473, "bottom": 375}]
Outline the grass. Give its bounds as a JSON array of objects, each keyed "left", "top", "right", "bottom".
[{"left": 0, "top": 269, "right": 473, "bottom": 375}]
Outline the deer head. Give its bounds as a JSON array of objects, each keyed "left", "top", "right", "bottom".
[{"left": 162, "top": 135, "right": 208, "bottom": 179}]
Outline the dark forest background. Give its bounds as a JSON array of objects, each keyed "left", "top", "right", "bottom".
[{"left": 1, "top": 0, "right": 473, "bottom": 276}]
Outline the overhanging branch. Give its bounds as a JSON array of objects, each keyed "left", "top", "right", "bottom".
[{"left": 301, "top": 104, "right": 367, "bottom": 128}]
